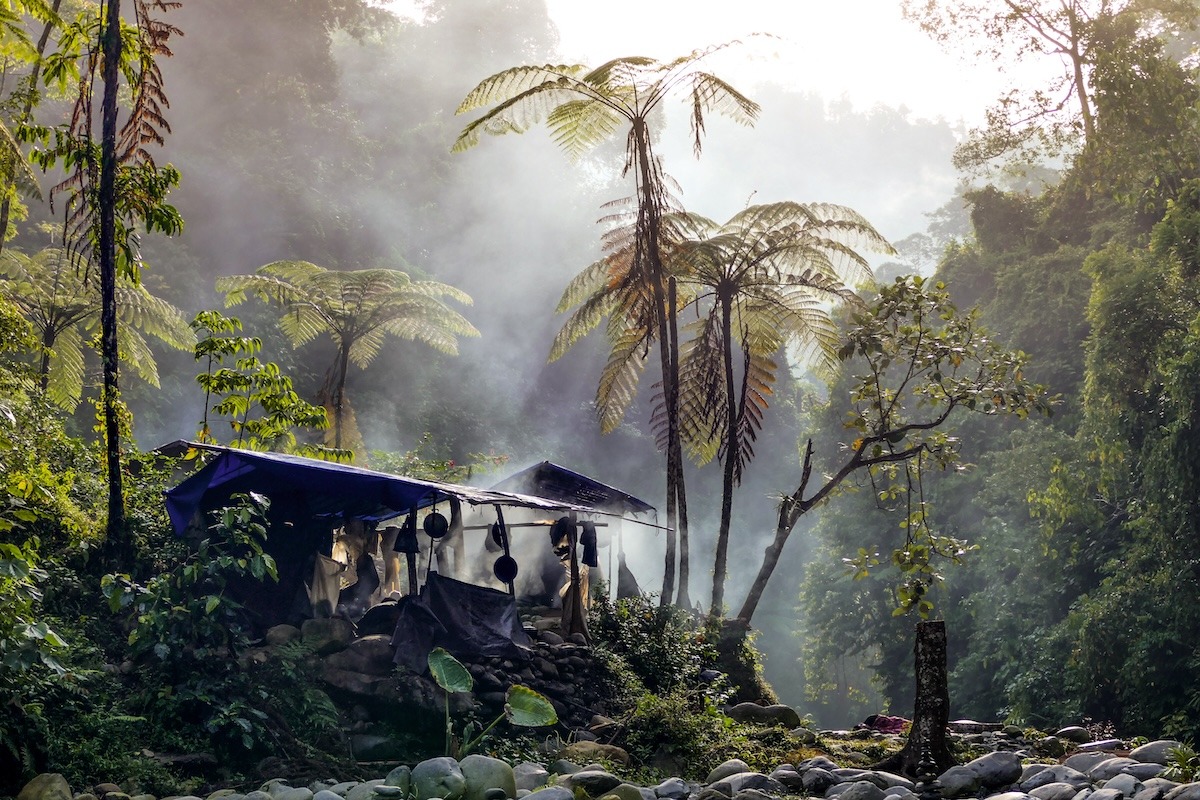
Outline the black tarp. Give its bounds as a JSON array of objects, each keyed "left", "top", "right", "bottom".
[
  {"left": 390, "top": 572, "right": 531, "bottom": 672},
  {"left": 490, "top": 461, "right": 655, "bottom": 515}
]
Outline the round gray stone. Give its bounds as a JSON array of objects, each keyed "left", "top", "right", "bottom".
[
  {"left": 706, "top": 761, "right": 752, "bottom": 785},
  {"left": 461, "top": 754, "right": 516, "bottom": 800},
  {"left": 1091, "top": 760, "right": 1141, "bottom": 782},
  {"left": 1130, "top": 743, "right": 1186, "bottom": 766},
  {"left": 1032, "top": 783, "right": 1087, "bottom": 800},
  {"left": 968, "top": 751, "right": 1024, "bottom": 788},
  {"left": 831, "top": 781, "right": 886, "bottom": 800},
  {"left": 938, "top": 766, "right": 982, "bottom": 799},
  {"left": 412, "top": 757, "right": 466, "bottom": 800}
]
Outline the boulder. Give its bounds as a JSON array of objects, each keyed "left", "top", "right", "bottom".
[
  {"left": 830, "top": 781, "right": 886, "bottom": 800},
  {"left": 1164, "top": 786, "right": 1200, "bottom": 800},
  {"left": 323, "top": 635, "right": 396, "bottom": 676},
  {"left": 18, "top": 776, "right": 73, "bottom": 800},
  {"left": 706, "top": 761, "right": 752, "bottom": 785},
  {"left": 652, "top": 778, "right": 691, "bottom": 799},
  {"left": 312, "top": 792, "right": 342, "bottom": 800},
  {"left": 264, "top": 624, "right": 301, "bottom": 646},
  {"left": 801, "top": 769, "right": 837, "bottom": 795},
  {"left": 708, "top": 774, "right": 786, "bottom": 797},
  {"left": 1105, "top": 775, "right": 1145, "bottom": 797},
  {"left": 384, "top": 767, "right": 411, "bottom": 792},
  {"left": 301, "top": 617, "right": 354, "bottom": 655},
  {"left": 524, "top": 789, "right": 574, "bottom": 800},
  {"left": 1023, "top": 767, "right": 1092, "bottom": 792},
  {"left": 560, "top": 741, "right": 630, "bottom": 766},
  {"left": 1066, "top": 754, "right": 1116, "bottom": 775},
  {"left": 560, "top": 770, "right": 622, "bottom": 797},
  {"left": 345, "top": 781, "right": 384, "bottom": 800},
  {"left": 1089, "top": 759, "right": 1141, "bottom": 782},
  {"left": 461, "top": 755, "right": 516, "bottom": 800},
  {"left": 1131, "top": 743, "right": 1186, "bottom": 766},
  {"left": 412, "top": 757, "right": 466, "bottom": 800},
  {"left": 514, "top": 763, "right": 551, "bottom": 792},
  {"left": 1033, "top": 783, "right": 1087, "bottom": 800},
  {"left": 1081, "top": 741, "right": 1127, "bottom": 753},
  {"left": 938, "top": 766, "right": 983, "bottom": 798},
  {"left": 967, "top": 751, "right": 1024, "bottom": 788},
  {"left": 1057, "top": 727, "right": 1093, "bottom": 744},
  {"left": 598, "top": 784, "right": 650, "bottom": 800}
]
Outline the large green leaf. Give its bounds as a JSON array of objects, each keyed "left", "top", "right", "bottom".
[
  {"left": 428, "top": 647, "right": 473, "bottom": 693},
  {"left": 503, "top": 684, "right": 558, "bottom": 727}
]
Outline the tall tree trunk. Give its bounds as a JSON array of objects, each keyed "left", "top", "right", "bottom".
[
  {"left": 631, "top": 122, "right": 683, "bottom": 609},
  {"left": 334, "top": 343, "right": 350, "bottom": 450},
  {"left": 99, "top": 0, "right": 126, "bottom": 558},
  {"left": 671, "top": 277, "right": 691, "bottom": 610},
  {"left": 711, "top": 292, "right": 738, "bottom": 614},
  {"left": 871, "top": 619, "right": 955, "bottom": 779},
  {"left": 0, "top": 0, "right": 63, "bottom": 253}
]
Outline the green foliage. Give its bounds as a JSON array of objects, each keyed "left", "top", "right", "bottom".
[
  {"left": 218, "top": 260, "right": 479, "bottom": 451},
  {"left": 192, "top": 309, "right": 343, "bottom": 458},
  {"left": 101, "top": 493, "right": 281, "bottom": 755},
  {"left": 1163, "top": 743, "right": 1200, "bottom": 783},
  {"left": 369, "top": 433, "right": 509, "bottom": 482},
  {"left": 619, "top": 689, "right": 761, "bottom": 781},
  {"left": 588, "top": 593, "right": 717, "bottom": 694},
  {"left": 426, "top": 646, "right": 558, "bottom": 757}
]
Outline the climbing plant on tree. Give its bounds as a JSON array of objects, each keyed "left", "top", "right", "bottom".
[{"left": 26, "top": 0, "right": 184, "bottom": 562}]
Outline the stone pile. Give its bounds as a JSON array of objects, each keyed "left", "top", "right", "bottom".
[
  {"left": 16, "top": 735, "right": 1200, "bottom": 800},
  {"left": 255, "top": 609, "right": 627, "bottom": 761}
]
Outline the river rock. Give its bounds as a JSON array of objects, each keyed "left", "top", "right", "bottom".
[
  {"left": 1131, "top": 743, "right": 1185, "bottom": 765},
  {"left": 383, "top": 767, "right": 410, "bottom": 792},
  {"left": 801, "top": 768, "right": 837, "bottom": 794},
  {"left": 560, "top": 741, "right": 630, "bottom": 766},
  {"left": 524, "top": 788, "right": 574, "bottom": 800},
  {"left": 829, "top": 781, "right": 886, "bottom": 800},
  {"left": 412, "top": 757, "right": 466, "bottom": 800},
  {"left": 1032, "top": 783, "right": 1086, "bottom": 800},
  {"left": 1023, "top": 767, "right": 1092, "bottom": 792},
  {"left": 708, "top": 773, "right": 786, "bottom": 797},
  {"left": 301, "top": 617, "right": 354, "bottom": 655},
  {"left": 652, "top": 778, "right": 690, "bottom": 799},
  {"left": 1091, "top": 760, "right": 1141, "bottom": 782},
  {"left": 1057, "top": 728, "right": 1093, "bottom": 744},
  {"left": 1164, "top": 785, "right": 1200, "bottom": 800},
  {"left": 1105, "top": 775, "right": 1145, "bottom": 797},
  {"left": 1091, "top": 788, "right": 1127, "bottom": 800},
  {"left": 706, "top": 761, "right": 752, "bottom": 785},
  {"left": 1067, "top": 755, "right": 1116, "bottom": 775},
  {"left": 18, "top": 774, "right": 73, "bottom": 800},
  {"left": 1081, "top": 740, "right": 1126, "bottom": 753},
  {"left": 969, "top": 751, "right": 1024, "bottom": 788},
  {"left": 560, "top": 770, "right": 621, "bottom": 796},
  {"left": 312, "top": 791, "right": 342, "bottom": 800},
  {"left": 461, "top": 754, "right": 516, "bottom": 800},
  {"left": 767, "top": 768, "right": 803, "bottom": 791},
  {"left": 514, "top": 763, "right": 550, "bottom": 792},
  {"left": 345, "top": 781, "right": 384, "bottom": 800},
  {"left": 939, "top": 765, "right": 983, "bottom": 798},
  {"left": 600, "top": 784, "right": 651, "bottom": 800},
  {"left": 1123, "top": 766, "right": 1167, "bottom": 781}
]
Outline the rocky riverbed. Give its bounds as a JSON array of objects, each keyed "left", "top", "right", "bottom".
[{"left": 14, "top": 731, "right": 1200, "bottom": 800}]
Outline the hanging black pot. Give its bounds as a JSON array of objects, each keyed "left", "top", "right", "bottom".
[
  {"left": 493, "top": 555, "right": 519, "bottom": 584},
  {"left": 423, "top": 510, "right": 449, "bottom": 539},
  {"left": 394, "top": 523, "right": 419, "bottom": 554}
]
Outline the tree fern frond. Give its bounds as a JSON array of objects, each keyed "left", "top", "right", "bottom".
[
  {"left": 44, "top": 324, "right": 84, "bottom": 410},
  {"left": 547, "top": 98, "right": 624, "bottom": 161},
  {"left": 595, "top": 326, "right": 648, "bottom": 433}
]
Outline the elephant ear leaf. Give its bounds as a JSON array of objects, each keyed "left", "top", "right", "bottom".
[
  {"left": 504, "top": 684, "right": 558, "bottom": 727},
  {"left": 428, "top": 647, "right": 473, "bottom": 693}
]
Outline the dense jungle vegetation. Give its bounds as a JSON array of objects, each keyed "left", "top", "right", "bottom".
[{"left": 4, "top": 0, "right": 1200, "bottom": 794}]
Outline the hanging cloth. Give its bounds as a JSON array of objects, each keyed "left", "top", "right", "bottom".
[{"left": 580, "top": 521, "right": 599, "bottom": 568}]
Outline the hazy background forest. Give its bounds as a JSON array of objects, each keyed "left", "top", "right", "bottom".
[{"left": 5, "top": 0, "right": 1200, "bottom": 749}]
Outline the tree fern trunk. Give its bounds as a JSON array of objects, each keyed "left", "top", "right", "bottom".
[{"left": 711, "top": 292, "right": 737, "bottom": 614}]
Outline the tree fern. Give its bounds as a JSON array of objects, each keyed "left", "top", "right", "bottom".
[{"left": 219, "top": 260, "right": 478, "bottom": 450}]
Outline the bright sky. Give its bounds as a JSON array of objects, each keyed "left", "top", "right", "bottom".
[
  {"left": 544, "top": 0, "right": 1009, "bottom": 122},
  {"left": 384, "top": 0, "right": 1041, "bottom": 124}
]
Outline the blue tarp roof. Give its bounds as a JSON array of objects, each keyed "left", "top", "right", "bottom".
[
  {"left": 163, "top": 444, "right": 588, "bottom": 536},
  {"left": 490, "top": 460, "right": 656, "bottom": 516}
]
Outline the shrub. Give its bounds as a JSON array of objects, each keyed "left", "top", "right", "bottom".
[{"left": 589, "top": 594, "right": 717, "bottom": 694}]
